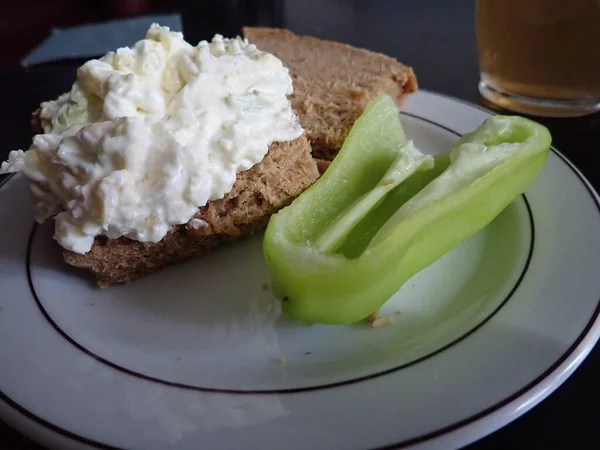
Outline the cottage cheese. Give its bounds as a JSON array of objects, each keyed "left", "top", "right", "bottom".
[{"left": 1, "top": 24, "right": 302, "bottom": 253}]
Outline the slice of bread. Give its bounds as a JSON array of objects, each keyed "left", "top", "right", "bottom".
[
  {"left": 63, "top": 135, "right": 319, "bottom": 286},
  {"left": 243, "top": 27, "right": 418, "bottom": 160}
]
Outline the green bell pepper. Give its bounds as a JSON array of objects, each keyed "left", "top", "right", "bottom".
[{"left": 263, "top": 94, "right": 551, "bottom": 325}]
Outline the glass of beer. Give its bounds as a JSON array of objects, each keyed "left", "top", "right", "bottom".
[{"left": 476, "top": 0, "right": 600, "bottom": 117}]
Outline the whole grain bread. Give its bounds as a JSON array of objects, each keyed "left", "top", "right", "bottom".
[
  {"left": 243, "top": 27, "right": 418, "bottom": 160},
  {"left": 63, "top": 136, "right": 318, "bottom": 286},
  {"left": 60, "top": 28, "right": 417, "bottom": 285}
]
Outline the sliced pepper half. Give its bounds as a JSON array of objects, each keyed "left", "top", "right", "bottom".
[{"left": 263, "top": 94, "right": 551, "bottom": 325}]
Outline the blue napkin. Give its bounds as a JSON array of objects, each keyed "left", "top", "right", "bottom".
[{"left": 21, "top": 14, "right": 184, "bottom": 67}]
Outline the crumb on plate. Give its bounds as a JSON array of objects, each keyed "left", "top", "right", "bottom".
[
  {"left": 367, "top": 311, "right": 396, "bottom": 328},
  {"left": 367, "top": 312, "right": 378, "bottom": 323}
]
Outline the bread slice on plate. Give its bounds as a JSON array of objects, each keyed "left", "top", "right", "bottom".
[
  {"left": 60, "top": 28, "right": 417, "bottom": 286},
  {"left": 243, "top": 27, "right": 418, "bottom": 161}
]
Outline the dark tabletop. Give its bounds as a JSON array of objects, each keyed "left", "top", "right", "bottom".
[{"left": 1, "top": 0, "right": 599, "bottom": 449}]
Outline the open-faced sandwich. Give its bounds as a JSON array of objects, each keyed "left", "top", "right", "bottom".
[{"left": 0, "top": 24, "right": 417, "bottom": 287}]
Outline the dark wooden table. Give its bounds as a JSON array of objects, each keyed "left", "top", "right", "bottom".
[{"left": 1, "top": 0, "right": 599, "bottom": 448}]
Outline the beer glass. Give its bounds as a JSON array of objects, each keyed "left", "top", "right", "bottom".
[{"left": 476, "top": 0, "right": 600, "bottom": 117}]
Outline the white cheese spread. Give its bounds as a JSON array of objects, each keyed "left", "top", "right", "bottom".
[{"left": 0, "top": 24, "right": 302, "bottom": 254}]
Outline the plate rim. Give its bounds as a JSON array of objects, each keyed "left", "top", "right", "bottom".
[{"left": 1, "top": 89, "right": 599, "bottom": 450}]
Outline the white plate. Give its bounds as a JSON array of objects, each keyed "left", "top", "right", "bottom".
[{"left": 1, "top": 90, "right": 599, "bottom": 450}]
